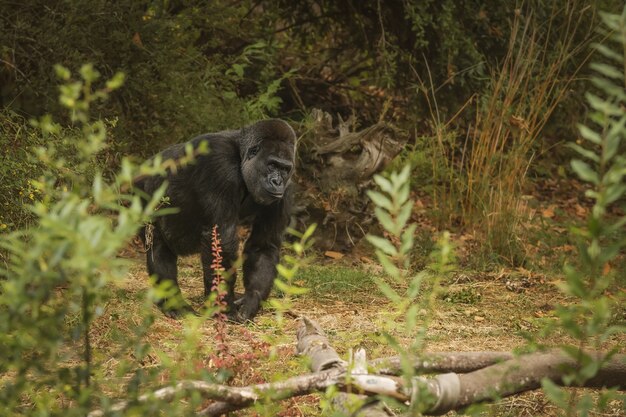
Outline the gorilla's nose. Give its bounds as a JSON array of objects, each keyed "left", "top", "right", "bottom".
[{"left": 270, "top": 177, "right": 282, "bottom": 188}]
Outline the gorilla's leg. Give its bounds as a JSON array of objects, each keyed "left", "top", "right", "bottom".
[
  {"left": 201, "top": 225, "right": 238, "bottom": 313},
  {"left": 147, "top": 228, "right": 195, "bottom": 318}
]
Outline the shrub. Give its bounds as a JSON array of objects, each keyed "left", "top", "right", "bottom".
[{"left": 538, "top": 6, "right": 626, "bottom": 414}]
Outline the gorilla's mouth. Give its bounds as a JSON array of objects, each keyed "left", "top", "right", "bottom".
[{"left": 267, "top": 190, "right": 283, "bottom": 198}]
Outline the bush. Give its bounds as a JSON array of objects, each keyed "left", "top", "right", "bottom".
[
  {"left": 537, "top": 6, "right": 626, "bottom": 414},
  {"left": 0, "top": 65, "right": 172, "bottom": 416}
]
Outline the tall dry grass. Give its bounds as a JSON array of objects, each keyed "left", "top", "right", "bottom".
[{"left": 426, "top": 4, "right": 596, "bottom": 264}]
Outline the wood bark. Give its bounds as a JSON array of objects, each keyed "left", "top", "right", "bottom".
[
  {"left": 416, "top": 350, "right": 626, "bottom": 415},
  {"left": 297, "top": 316, "right": 393, "bottom": 417},
  {"left": 294, "top": 110, "right": 407, "bottom": 251},
  {"left": 370, "top": 351, "right": 515, "bottom": 374},
  {"left": 305, "top": 109, "right": 405, "bottom": 185}
]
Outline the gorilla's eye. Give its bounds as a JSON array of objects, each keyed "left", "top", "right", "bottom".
[{"left": 247, "top": 145, "right": 260, "bottom": 159}]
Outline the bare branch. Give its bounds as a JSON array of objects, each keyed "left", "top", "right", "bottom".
[
  {"left": 371, "top": 351, "right": 515, "bottom": 375},
  {"left": 89, "top": 317, "right": 625, "bottom": 417}
]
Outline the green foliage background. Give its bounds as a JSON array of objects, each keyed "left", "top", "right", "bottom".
[{"left": 2, "top": 0, "right": 622, "bottom": 231}]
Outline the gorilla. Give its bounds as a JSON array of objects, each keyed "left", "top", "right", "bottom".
[{"left": 135, "top": 119, "right": 296, "bottom": 322}]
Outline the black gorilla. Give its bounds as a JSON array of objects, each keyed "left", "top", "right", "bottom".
[{"left": 135, "top": 119, "right": 296, "bottom": 322}]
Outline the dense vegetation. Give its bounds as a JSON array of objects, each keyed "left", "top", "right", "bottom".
[{"left": 0, "top": 1, "right": 624, "bottom": 416}]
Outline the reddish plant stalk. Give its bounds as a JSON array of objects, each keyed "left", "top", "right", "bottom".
[{"left": 210, "top": 225, "right": 230, "bottom": 362}]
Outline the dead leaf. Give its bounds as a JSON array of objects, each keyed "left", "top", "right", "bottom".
[
  {"left": 132, "top": 32, "right": 143, "bottom": 48},
  {"left": 561, "top": 244, "right": 576, "bottom": 252},
  {"left": 542, "top": 205, "right": 556, "bottom": 218},
  {"left": 575, "top": 204, "right": 587, "bottom": 217},
  {"left": 324, "top": 251, "right": 344, "bottom": 260},
  {"left": 460, "top": 234, "right": 474, "bottom": 241},
  {"left": 602, "top": 263, "right": 611, "bottom": 276}
]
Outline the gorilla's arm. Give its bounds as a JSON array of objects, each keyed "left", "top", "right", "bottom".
[
  {"left": 236, "top": 188, "right": 292, "bottom": 321},
  {"left": 196, "top": 143, "right": 245, "bottom": 311}
]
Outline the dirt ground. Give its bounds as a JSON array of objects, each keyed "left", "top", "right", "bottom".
[
  {"left": 94, "top": 242, "right": 624, "bottom": 417},
  {"left": 86, "top": 177, "right": 626, "bottom": 416}
]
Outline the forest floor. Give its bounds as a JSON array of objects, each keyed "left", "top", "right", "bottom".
[{"left": 98, "top": 177, "right": 625, "bottom": 417}]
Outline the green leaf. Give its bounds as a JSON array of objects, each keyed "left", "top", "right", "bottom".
[
  {"left": 407, "top": 271, "right": 427, "bottom": 299},
  {"left": 274, "top": 279, "right": 309, "bottom": 295},
  {"left": 604, "top": 116, "right": 626, "bottom": 162},
  {"left": 375, "top": 250, "right": 400, "bottom": 277},
  {"left": 541, "top": 378, "right": 569, "bottom": 409},
  {"left": 54, "top": 64, "right": 71, "bottom": 81},
  {"left": 405, "top": 303, "right": 419, "bottom": 331},
  {"left": 604, "top": 183, "right": 626, "bottom": 205},
  {"left": 591, "top": 78, "right": 626, "bottom": 102},
  {"left": 106, "top": 72, "right": 126, "bottom": 90},
  {"left": 397, "top": 182, "right": 410, "bottom": 206},
  {"left": 577, "top": 124, "right": 602, "bottom": 145},
  {"left": 302, "top": 223, "right": 317, "bottom": 241},
  {"left": 367, "top": 190, "right": 393, "bottom": 211},
  {"left": 590, "top": 62, "right": 624, "bottom": 80},
  {"left": 276, "top": 264, "right": 294, "bottom": 280},
  {"left": 373, "top": 277, "right": 401, "bottom": 303},
  {"left": 232, "top": 63, "right": 245, "bottom": 78},
  {"left": 397, "top": 165, "right": 411, "bottom": 187},
  {"left": 586, "top": 92, "right": 623, "bottom": 117},
  {"left": 373, "top": 174, "right": 393, "bottom": 194},
  {"left": 374, "top": 207, "right": 398, "bottom": 235},
  {"left": 571, "top": 159, "right": 599, "bottom": 184},
  {"left": 598, "top": 11, "right": 621, "bottom": 31},
  {"left": 605, "top": 216, "right": 626, "bottom": 234},
  {"left": 366, "top": 235, "right": 398, "bottom": 256},
  {"left": 591, "top": 43, "right": 623, "bottom": 63},
  {"left": 79, "top": 63, "right": 100, "bottom": 82},
  {"left": 561, "top": 264, "right": 587, "bottom": 298},
  {"left": 566, "top": 143, "right": 599, "bottom": 163},
  {"left": 92, "top": 174, "right": 103, "bottom": 202},
  {"left": 396, "top": 202, "right": 412, "bottom": 231},
  {"left": 400, "top": 224, "right": 417, "bottom": 256}
]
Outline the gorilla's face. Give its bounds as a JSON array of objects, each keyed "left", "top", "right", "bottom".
[{"left": 241, "top": 120, "right": 296, "bottom": 205}]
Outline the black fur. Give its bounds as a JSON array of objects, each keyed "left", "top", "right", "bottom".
[{"left": 136, "top": 119, "right": 296, "bottom": 322}]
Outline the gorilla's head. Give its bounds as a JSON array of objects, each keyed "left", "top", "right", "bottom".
[{"left": 240, "top": 119, "right": 296, "bottom": 205}]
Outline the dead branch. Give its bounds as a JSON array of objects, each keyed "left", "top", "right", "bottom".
[
  {"left": 371, "top": 351, "right": 515, "bottom": 374},
  {"left": 417, "top": 350, "right": 626, "bottom": 415},
  {"left": 89, "top": 317, "right": 625, "bottom": 417},
  {"left": 91, "top": 368, "right": 346, "bottom": 417}
]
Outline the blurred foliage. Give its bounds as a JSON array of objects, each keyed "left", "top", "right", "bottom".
[
  {"left": 536, "top": 6, "right": 626, "bottom": 413},
  {"left": 0, "top": 63, "right": 249, "bottom": 416}
]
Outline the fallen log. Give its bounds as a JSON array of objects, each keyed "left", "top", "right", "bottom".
[
  {"left": 371, "top": 351, "right": 515, "bottom": 374},
  {"left": 415, "top": 350, "right": 626, "bottom": 415},
  {"left": 88, "top": 317, "right": 625, "bottom": 417}
]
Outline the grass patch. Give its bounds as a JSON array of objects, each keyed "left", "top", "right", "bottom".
[{"left": 296, "top": 264, "right": 379, "bottom": 301}]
